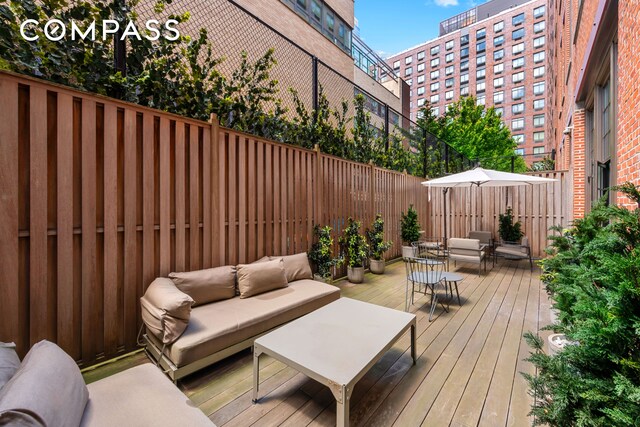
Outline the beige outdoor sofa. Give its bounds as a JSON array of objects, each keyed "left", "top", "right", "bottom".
[
  {"left": 0, "top": 341, "right": 214, "bottom": 427},
  {"left": 448, "top": 237, "right": 489, "bottom": 276},
  {"left": 141, "top": 253, "right": 340, "bottom": 382}
]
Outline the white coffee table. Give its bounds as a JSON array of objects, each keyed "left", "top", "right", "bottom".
[{"left": 252, "top": 298, "right": 417, "bottom": 427}]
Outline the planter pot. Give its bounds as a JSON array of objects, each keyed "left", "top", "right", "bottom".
[
  {"left": 401, "top": 245, "right": 415, "bottom": 258},
  {"left": 347, "top": 266, "right": 364, "bottom": 284},
  {"left": 369, "top": 259, "right": 385, "bottom": 274},
  {"left": 548, "top": 333, "right": 578, "bottom": 356}
]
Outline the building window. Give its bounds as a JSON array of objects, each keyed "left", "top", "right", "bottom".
[
  {"left": 494, "top": 63, "right": 504, "bottom": 74},
  {"left": 494, "top": 35, "right": 504, "bottom": 47},
  {"left": 533, "top": 81, "right": 545, "bottom": 95},
  {"left": 533, "top": 98, "right": 545, "bottom": 110},
  {"left": 533, "top": 131, "right": 545, "bottom": 143},
  {"left": 430, "top": 45, "right": 440, "bottom": 56},
  {"left": 512, "top": 103, "right": 525, "bottom": 114},
  {"left": 515, "top": 148, "right": 525, "bottom": 156},
  {"left": 417, "top": 51, "right": 425, "bottom": 61},
  {"left": 417, "top": 98, "right": 426, "bottom": 107},
  {"left": 430, "top": 94, "right": 440, "bottom": 103},
  {"left": 283, "top": 0, "right": 352, "bottom": 53},
  {"left": 393, "top": 60, "right": 400, "bottom": 69},
  {"left": 513, "top": 134, "right": 524, "bottom": 144},
  {"left": 534, "top": 36, "right": 545, "bottom": 49},
  {"left": 476, "top": 55, "right": 486, "bottom": 66},
  {"left": 417, "top": 75, "right": 425, "bottom": 84},
  {"left": 494, "top": 76, "right": 504, "bottom": 87},
  {"left": 534, "top": 65, "right": 545, "bottom": 78},
  {"left": 534, "top": 5, "right": 546, "bottom": 18},
  {"left": 476, "top": 41, "right": 486, "bottom": 53},
  {"left": 494, "top": 21, "right": 504, "bottom": 33},
  {"left": 477, "top": 68, "right": 486, "bottom": 80},
  {"left": 534, "top": 114, "right": 545, "bottom": 127},
  {"left": 460, "top": 60, "right": 469, "bottom": 70},
  {"left": 445, "top": 65, "right": 454, "bottom": 75},
  {"left": 446, "top": 52, "right": 454, "bottom": 62},
  {"left": 445, "top": 39, "right": 454, "bottom": 50},
  {"left": 461, "top": 47, "right": 470, "bottom": 58},
  {"left": 445, "top": 77, "right": 454, "bottom": 88},
  {"left": 512, "top": 57, "right": 525, "bottom": 68},
  {"left": 460, "top": 73, "right": 469, "bottom": 83},
  {"left": 512, "top": 118, "right": 525, "bottom": 130},
  {"left": 405, "top": 56, "right": 413, "bottom": 65},
  {"left": 461, "top": 34, "right": 469, "bottom": 45},
  {"left": 534, "top": 51, "right": 545, "bottom": 63},
  {"left": 430, "top": 82, "right": 440, "bottom": 92},
  {"left": 406, "top": 78, "right": 413, "bottom": 86},
  {"left": 477, "top": 95, "right": 486, "bottom": 105},
  {"left": 494, "top": 91, "right": 504, "bottom": 103},
  {"left": 417, "top": 63, "right": 425, "bottom": 72},
  {"left": 445, "top": 90, "right": 454, "bottom": 100},
  {"left": 534, "top": 20, "right": 546, "bottom": 33},
  {"left": 476, "top": 27, "right": 486, "bottom": 39},
  {"left": 476, "top": 81, "right": 486, "bottom": 92},
  {"left": 512, "top": 86, "right": 525, "bottom": 99},
  {"left": 512, "top": 42, "right": 525, "bottom": 55},
  {"left": 494, "top": 49, "right": 504, "bottom": 60},
  {"left": 431, "top": 106, "right": 440, "bottom": 116},
  {"left": 431, "top": 57, "right": 440, "bottom": 67},
  {"left": 405, "top": 67, "right": 413, "bottom": 76},
  {"left": 495, "top": 107, "right": 504, "bottom": 116},
  {"left": 512, "top": 28, "right": 525, "bottom": 40},
  {"left": 512, "top": 71, "right": 525, "bottom": 83},
  {"left": 417, "top": 86, "right": 425, "bottom": 95},
  {"left": 512, "top": 13, "right": 525, "bottom": 26},
  {"left": 533, "top": 146, "right": 545, "bottom": 155},
  {"left": 460, "top": 85, "right": 469, "bottom": 96},
  {"left": 430, "top": 70, "right": 440, "bottom": 79}
]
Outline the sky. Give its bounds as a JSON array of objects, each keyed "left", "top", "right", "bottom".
[{"left": 354, "top": 0, "right": 488, "bottom": 58}]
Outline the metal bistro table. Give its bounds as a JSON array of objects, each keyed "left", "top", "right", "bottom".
[{"left": 252, "top": 298, "right": 417, "bottom": 427}]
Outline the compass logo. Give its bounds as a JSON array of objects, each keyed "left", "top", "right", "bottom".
[{"left": 19, "top": 19, "right": 180, "bottom": 42}]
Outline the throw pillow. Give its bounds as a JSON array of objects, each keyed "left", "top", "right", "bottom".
[
  {"left": 236, "top": 259, "right": 287, "bottom": 298},
  {"left": 270, "top": 252, "right": 313, "bottom": 282},
  {"left": 140, "top": 278, "right": 194, "bottom": 344},
  {"left": 169, "top": 265, "right": 236, "bottom": 306}
]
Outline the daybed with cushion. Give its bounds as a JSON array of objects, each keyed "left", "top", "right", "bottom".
[
  {"left": 0, "top": 340, "right": 213, "bottom": 427},
  {"left": 141, "top": 252, "right": 340, "bottom": 382}
]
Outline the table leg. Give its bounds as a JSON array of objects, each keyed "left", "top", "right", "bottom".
[
  {"left": 411, "top": 323, "right": 417, "bottom": 365},
  {"left": 336, "top": 384, "right": 350, "bottom": 427},
  {"left": 252, "top": 348, "right": 261, "bottom": 403}
]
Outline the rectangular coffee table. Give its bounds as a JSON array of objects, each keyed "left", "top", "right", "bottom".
[{"left": 252, "top": 298, "right": 417, "bottom": 427}]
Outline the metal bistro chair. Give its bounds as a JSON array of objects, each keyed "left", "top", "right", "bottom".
[{"left": 404, "top": 255, "right": 448, "bottom": 321}]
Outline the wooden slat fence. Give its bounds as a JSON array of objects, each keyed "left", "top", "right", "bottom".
[{"left": 426, "top": 170, "right": 573, "bottom": 258}]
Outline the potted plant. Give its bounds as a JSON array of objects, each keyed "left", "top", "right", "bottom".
[
  {"left": 400, "top": 205, "right": 420, "bottom": 258},
  {"left": 366, "top": 214, "right": 392, "bottom": 274},
  {"left": 498, "top": 207, "right": 524, "bottom": 243},
  {"left": 308, "top": 225, "right": 343, "bottom": 283},
  {"left": 339, "top": 217, "right": 369, "bottom": 283}
]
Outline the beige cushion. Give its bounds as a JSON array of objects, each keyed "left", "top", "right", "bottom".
[
  {"left": 469, "top": 231, "right": 492, "bottom": 245},
  {"left": 252, "top": 256, "right": 271, "bottom": 264},
  {"left": 149, "top": 279, "right": 340, "bottom": 367},
  {"left": 169, "top": 266, "right": 236, "bottom": 306},
  {"left": 237, "top": 259, "right": 287, "bottom": 299},
  {"left": 449, "top": 238, "right": 480, "bottom": 250},
  {"left": 0, "top": 340, "right": 88, "bottom": 427},
  {"left": 141, "top": 278, "right": 194, "bottom": 345},
  {"left": 271, "top": 253, "right": 313, "bottom": 283},
  {"left": 495, "top": 246, "right": 528, "bottom": 258},
  {"left": 0, "top": 342, "right": 20, "bottom": 390},
  {"left": 80, "top": 364, "right": 212, "bottom": 427}
]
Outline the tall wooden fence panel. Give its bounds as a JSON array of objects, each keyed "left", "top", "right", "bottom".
[{"left": 426, "top": 170, "right": 572, "bottom": 258}]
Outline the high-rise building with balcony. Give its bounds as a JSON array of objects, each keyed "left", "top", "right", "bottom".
[{"left": 386, "top": 0, "right": 548, "bottom": 164}]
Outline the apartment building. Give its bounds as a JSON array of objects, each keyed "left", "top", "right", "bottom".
[{"left": 386, "top": 0, "right": 548, "bottom": 164}]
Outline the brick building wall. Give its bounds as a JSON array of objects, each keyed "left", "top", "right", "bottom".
[{"left": 387, "top": 0, "right": 548, "bottom": 165}]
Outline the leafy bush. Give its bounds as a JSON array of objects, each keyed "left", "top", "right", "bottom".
[
  {"left": 366, "top": 214, "right": 392, "bottom": 261},
  {"left": 498, "top": 207, "right": 523, "bottom": 242},
  {"left": 400, "top": 205, "right": 421, "bottom": 244},
  {"left": 524, "top": 183, "right": 640, "bottom": 426},
  {"left": 308, "top": 225, "right": 343, "bottom": 279},
  {"left": 339, "top": 218, "right": 368, "bottom": 268}
]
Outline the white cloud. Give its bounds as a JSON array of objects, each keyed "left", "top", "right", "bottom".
[{"left": 434, "top": 0, "right": 459, "bottom": 6}]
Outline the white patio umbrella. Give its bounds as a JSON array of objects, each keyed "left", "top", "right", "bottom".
[{"left": 421, "top": 167, "right": 557, "bottom": 247}]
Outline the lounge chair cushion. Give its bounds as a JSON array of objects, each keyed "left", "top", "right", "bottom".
[
  {"left": 271, "top": 252, "right": 313, "bottom": 282},
  {"left": 80, "top": 364, "right": 212, "bottom": 427},
  {"left": 169, "top": 266, "right": 236, "bottom": 306},
  {"left": 252, "top": 256, "right": 271, "bottom": 264},
  {"left": 0, "top": 342, "right": 20, "bottom": 391},
  {"left": 495, "top": 246, "right": 528, "bottom": 258},
  {"left": 237, "top": 258, "right": 288, "bottom": 299},
  {"left": 141, "top": 278, "right": 194, "bottom": 345},
  {"left": 469, "top": 231, "right": 492, "bottom": 245},
  {"left": 0, "top": 340, "right": 88, "bottom": 427},
  {"left": 150, "top": 279, "right": 340, "bottom": 367}
]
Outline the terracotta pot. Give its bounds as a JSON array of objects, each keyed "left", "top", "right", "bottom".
[
  {"left": 369, "top": 259, "right": 385, "bottom": 274},
  {"left": 347, "top": 266, "right": 364, "bottom": 284},
  {"left": 401, "top": 245, "right": 415, "bottom": 258}
]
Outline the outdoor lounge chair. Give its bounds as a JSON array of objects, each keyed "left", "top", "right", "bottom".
[
  {"left": 447, "top": 237, "right": 488, "bottom": 276},
  {"left": 494, "top": 236, "right": 533, "bottom": 271}
]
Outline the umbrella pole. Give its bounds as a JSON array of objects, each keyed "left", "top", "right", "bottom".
[{"left": 443, "top": 188, "right": 449, "bottom": 249}]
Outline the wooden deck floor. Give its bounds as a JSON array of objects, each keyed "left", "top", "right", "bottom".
[{"left": 83, "top": 260, "right": 551, "bottom": 427}]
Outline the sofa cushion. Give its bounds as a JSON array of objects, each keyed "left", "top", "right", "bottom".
[
  {"left": 271, "top": 253, "right": 313, "bottom": 283},
  {"left": 237, "top": 259, "right": 287, "bottom": 299},
  {"left": 169, "top": 266, "right": 236, "bottom": 306},
  {"left": 0, "top": 340, "right": 88, "bottom": 427},
  {"left": 252, "top": 256, "right": 271, "bottom": 264},
  {"left": 80, "top": 364, "right": 212, "bottom": 427},
  {"left": 0, "top": 342, "right": 20, "bottom": 391},
  {"left": 141, "top": 278, "right": 194, "bottom": 345},
  {"left": 150, "top": 279, "right": 340, "bottom": 367}
]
